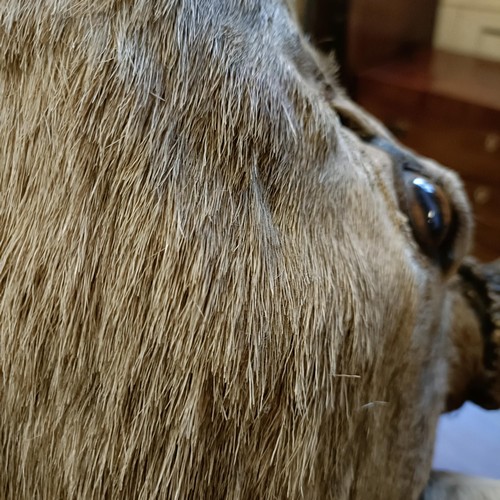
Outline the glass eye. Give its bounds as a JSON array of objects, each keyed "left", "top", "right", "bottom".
[{"left": 403, "top": 173, "right": 453, "bottom": 260}]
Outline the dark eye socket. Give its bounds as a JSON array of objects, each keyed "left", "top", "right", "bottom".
[{"left": 403, "top": 171, "right": 455, "bottom": 268}]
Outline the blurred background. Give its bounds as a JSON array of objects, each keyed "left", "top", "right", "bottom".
[{"left": 294, "top": 0, "right": 500, "bottom": 480}]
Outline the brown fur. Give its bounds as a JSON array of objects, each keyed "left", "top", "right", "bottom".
[{"left": 0, "top": 1, "right": 498, "bottom": 498}]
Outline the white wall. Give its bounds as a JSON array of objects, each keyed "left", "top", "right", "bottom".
[{"left": 434, "top": 0, "right": 500, "bottom": 61}]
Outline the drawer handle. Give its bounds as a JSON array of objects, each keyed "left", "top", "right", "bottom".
[
  {"left": 485, "top": 133, "right": 500, "bottom": 154},
  {"left": 473, "top": 186, "right": 492, "bottom": 205}
]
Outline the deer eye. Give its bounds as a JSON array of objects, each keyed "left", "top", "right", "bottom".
[
  {"left": 403, "top": 171, "right": 454, "bottom": 264},
  {"left": 365, "top": 136, "right": 458, "bottom": 270}
]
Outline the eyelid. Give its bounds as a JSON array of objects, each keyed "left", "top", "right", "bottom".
[{"left": 368, "top": 137, "right": 424, "bottom": 174}]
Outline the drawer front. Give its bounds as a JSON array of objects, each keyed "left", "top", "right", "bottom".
[
  {"left": 397, "top": 125, "right": 500, "bottom": 184},
  {"left": 463, "top": 179, "right": 500, "bottom": 261}
]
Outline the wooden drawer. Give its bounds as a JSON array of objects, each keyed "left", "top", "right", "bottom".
[
  {"left": 463, "top": 179, "right": 500, "bottom": 261},
  {"left": 395, "top": 123, "right": 500, "bottom": 185}
]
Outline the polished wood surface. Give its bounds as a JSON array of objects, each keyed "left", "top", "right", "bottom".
[{"left": 357, "top": 50, "right": 500, "bottom": 114}]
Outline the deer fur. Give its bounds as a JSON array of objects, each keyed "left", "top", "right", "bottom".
[{"left": 0, "top": 1, "right": 498, "bottom": 498}]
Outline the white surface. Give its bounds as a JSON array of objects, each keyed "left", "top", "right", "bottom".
[
  {"left": 440, "top": 0, "right": 500, "bottom": 10},
  {"left": 433, "top": 402, "right": 500, "bottom": 479},
  {"left": 434, "top": 0, "right": 500, "bottom": 62}
]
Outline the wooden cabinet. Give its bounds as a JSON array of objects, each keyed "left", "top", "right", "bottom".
[{"left": 357, "top": 50, "right": 500, "bottom": 260}]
